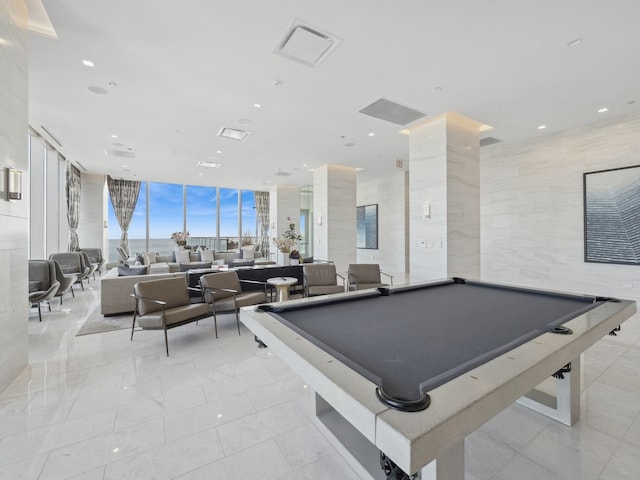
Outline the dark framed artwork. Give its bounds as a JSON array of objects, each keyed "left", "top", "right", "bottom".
[
  {"left": 357, "top": 204, "right": 378, "bottom": 249},
  {"left": 583, "top": 164, "right": 640, "bottom": 265}
]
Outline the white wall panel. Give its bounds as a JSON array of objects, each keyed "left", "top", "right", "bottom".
[
  {"left": 481, "top": 112, "right": 640, "bottom": 306},
  {"left": 0, "top": 0, "right": 29, "bottom": 393}
]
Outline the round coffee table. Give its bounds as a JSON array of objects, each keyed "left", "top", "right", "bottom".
[{"left": 267, "top": 276, "right": 298, "bottom": 302}]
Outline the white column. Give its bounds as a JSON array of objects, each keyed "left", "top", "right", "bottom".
[
  {"left": 0, "top": 0, "right": 29, "bottom": 392},
  {"left": 408, "top": 112, "right": 482, "bottom": 282},
  {"left": 78, "top": 173, "right": 107, "bottom": 250},
  {"left": 313, "top": 164, "right": 357, "bottom": 275},
  {"left": 269, "top": 184, "right": 300, "bottom": 260}
]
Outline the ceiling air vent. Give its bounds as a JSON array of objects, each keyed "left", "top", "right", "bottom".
[
  {"left": 359, "top": 98, "right": 426, "bottom": 126},
  {"left": 480, "top": 136, "right": 502, "bottom": 147},
  {"left": 274, "top": 19, "right": 342, "bottom": 68},
  {"left": 197, "top": 161, "right": 221, "bottom": 168},
  {"left": 274, "top": 171, "right": 293, "bottom": 177},
  {"left": 109, "top": 149, "right": 135, "bottom": 159},
  {"left": 218, "top": 127, "right": 250, "bottom": 141}
]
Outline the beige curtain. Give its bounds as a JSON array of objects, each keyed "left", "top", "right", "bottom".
[
  {"left": 107, "top": 176, "right": 141, "bottom": 256},
  {"left": 254, "top": 191, "right": 270, "bottom": 256},
  {"left": 66, "top": 163, "right": 81, "bottom": 251}
]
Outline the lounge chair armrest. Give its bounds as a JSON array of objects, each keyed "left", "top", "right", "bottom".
[
  {"left": 201, "top": 286, "right": 239, "bottom": 295},
  {"left": 381, "top": 271, "right": 394, "bottom": 285},
  {"left": 130, "top": 293, "right": 167, "bottom": 306},
  {"left": 336, "top": 273, "right": 346, "bottom": 285}
]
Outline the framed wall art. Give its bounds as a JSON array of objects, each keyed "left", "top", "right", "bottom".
[{"left": 583, "top": 164, "right": 640, "bottom": 265}]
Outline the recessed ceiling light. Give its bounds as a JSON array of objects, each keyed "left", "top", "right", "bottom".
[
  {"left": 196, "top": 161, "right": 221, "bottom": 168},
  {"left": 111, "top": 134, "right": 118, "bottom": 138},
  {"left": 597, "top": 107, "right": 608, "bottom": 113},
  {"left": 216, "top": 150, "right": 222, "bottom": 154},
  {"left": 368, "top": 132, "right": 375, "bottom": 137},
  {"left": 567, "top": 39, "right": 582, "bottom": 47},
  {"left": 82, "top": 59, "right": 94, "bottom": 67},
  {"left": 217, "top": 127, "right": 250, "bottom": 141},
  {"left": 253, "top": 103, "right": 261, "bottom": 108},
  {"left": 302, "top": 163, "right": 308, "bottom": 167},
  {"left": 122, "top": 164, "right": 128, "bottom": 168},
  {"left": 198, "top": 172, "right": 204, "bottom": 176},
  {"left": 537, "top": 125, "right": 547, "bottom": 130}
]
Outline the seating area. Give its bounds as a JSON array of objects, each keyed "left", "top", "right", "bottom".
[{"left": 28, "top": 248, "right": 105, "bottom": 321}]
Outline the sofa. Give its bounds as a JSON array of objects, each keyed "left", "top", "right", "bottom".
[
  {"left": 141, "top": 249, "right": 274, "bottom": 272},
  {"left": 101, "top": 267, "right": 187, "bottom": 316}
]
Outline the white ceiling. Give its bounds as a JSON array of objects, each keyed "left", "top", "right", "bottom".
[{"left": 27, "top": 0, "right": 640, "bottom": 191}]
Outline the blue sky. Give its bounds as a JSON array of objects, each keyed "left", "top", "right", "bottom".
[{"left": 108, "top": 182, "right": 257, "bottom": 240}]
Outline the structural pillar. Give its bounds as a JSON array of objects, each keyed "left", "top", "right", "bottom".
[
  {"left": 408, "top": 112, "right": 482, "bottom": 282},
  {"left": 269, "top": 184, "right": 300, "bottom": 260},
  {"left": 313, "top": 164, "right": 357, "bottom": 275}
]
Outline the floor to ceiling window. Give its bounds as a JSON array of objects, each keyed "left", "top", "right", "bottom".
[
  {"left": 107, "top": 181, "right": 147, "bottom": 261},
  {"left": 241, "top": 190, "right": 257, "bottom": 248},
  {"left": 107, "top": 182, "right": 260, "bottom": 261},
  {"left": 186, "top": 185, "right": 217, "bottom": 249},
  {"left": 148, "top": 182, "right": 184, "bottom": 256},
  {"left": 219, "top": 188, "right": 239, "bottom": 251}
]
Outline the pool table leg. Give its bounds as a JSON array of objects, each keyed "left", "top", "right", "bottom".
[
  {"left": 419, "top": 439, "right": 464, "bottom": 480},
  {"left": 517, "top": 356, "right": 581, "bottom": 426}
]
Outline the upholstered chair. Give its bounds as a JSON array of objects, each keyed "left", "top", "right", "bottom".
[
  {"left": 303, "top": 263, "right": 345, "bottom": 297},
  {"left": 51, "top": 259, "right": 78, "bottom": 305},
  {"left": 347, "top": 264, "right": 394, "bottom": 291},
  {"left": 131, "top": 276, "right": 211, "bottom": 356},
  {"left": 80, "top": 248, "right": 105, "bottom": 276},
  {"left": 29, "top": 260, "right": 60, "bottom": 321},
  {"left": 199, "top": 271, "right": 267, "bottom": 338},
  {"left": 79, "top": 251, "right": 99, "bottom": 281},
  {"left": 49, "top": 252, "right": 90, "bottom": 290}
]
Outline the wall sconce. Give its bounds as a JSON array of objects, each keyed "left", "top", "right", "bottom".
[
  {"left": 422, "top": 201, "right": 431, "bottom": 220},
  {"left": 6, "top": 168, "right": 22, "bottom": 200}
]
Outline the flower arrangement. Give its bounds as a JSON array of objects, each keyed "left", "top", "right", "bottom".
[
  {"left": 272, "top": 223, "right": 303, "bottom": 253},
  {"left": 171, "top": 231, "right": 189, "bottom": 246},
  {"left": 289, "top": 249, "right": 300, "bottom": 260}
]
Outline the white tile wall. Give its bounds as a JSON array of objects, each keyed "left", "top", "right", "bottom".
[
  {"left": 313, "top": 164, "right": 357, "bottom": 274},
  {"left": 356, "top": 171, "right": 408, "bottom": 277},
  {"left": 0, "top": 0, "right": 28, "bottom": 392},
  {"left": 481, "top": 112, "right": 640, "bottom": 305},
  {"left": 78, "top": 173, "right": 107, "bottom": 251}
]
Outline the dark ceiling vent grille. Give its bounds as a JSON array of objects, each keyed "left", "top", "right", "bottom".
[
  {"left": 109, "top": 149, "right": 135, "bottom": 159},
  {"left": 480, "top": 136, "right": 502, "bottom": 147},
  {"left": 359, "top": 98, "right": 426, "bottom": 126}
]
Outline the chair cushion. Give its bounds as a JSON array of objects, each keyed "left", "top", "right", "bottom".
[
  {"left": 304, "top": 264, "right": 338, "bottom": 286},
  {"left": 231, "top": 259, "right": 255, "bottom": 267},
  {"left": 200, "top": 271, "right": 242, "bottom": 301},
  {"left": 213, "top": 291, "right": 266, "bottom": 312},
  {"left": 349, "top": 282, "right": 388, "bottom": 291},
  {"left": 137, "top": 303, "right": 210, "bottom": 329},
  {"left": 29, "top": 281, "right": 42, "bottom": 293},
  {"left": 179, "top": 262, "right": 211, "bottom": 272},
  {"left": 135, "top": 276, "right": 191, "bottom": 315},
  {"left": 118, "top": 266, "right": 148, "bottom": 276},
  {"left": 200, "top": 249, "right": 214, "bottom": 261},
  {"left": 175, "top": 250, "right": 191, "bottom": 263},
  {"left": 302, "top": 256, "right": 314, "bottom": 263},
  {"left": 144, "top": 252, "right": 157, "bottom": 264},
  {"left": 308, "top": 285, "right": 345, "bottom": 296},
  {"left": 348, "top": 264, "right": 382, "bottom": 284}
]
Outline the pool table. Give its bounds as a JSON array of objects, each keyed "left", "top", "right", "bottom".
[{"left": 240, "top": 278, "right": 636, "bottom": 480}]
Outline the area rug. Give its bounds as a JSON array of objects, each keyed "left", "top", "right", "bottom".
[{"left": 76, "top": 307, "right": 133, "bottom": 336}]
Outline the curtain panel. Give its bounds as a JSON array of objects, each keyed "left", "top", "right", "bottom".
[
  {"left": 66, "top": 163, "right": 82, "bottom": 251},
  {"left": 107, "top": 176, "right": 141, "bottom": 256},
  {"left": 254, "top": 191, "right": 270, "bottom": 257}
]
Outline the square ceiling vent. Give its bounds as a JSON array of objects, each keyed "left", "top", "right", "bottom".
[
  {"left": 217, "top": 127, "right": 250, "bottom": 141},
  {"left": 274, "top": 19, "right": 342, "bottom": 67},
  {"left": 359, "top": 98, "right": 426, "bottom": 126}
]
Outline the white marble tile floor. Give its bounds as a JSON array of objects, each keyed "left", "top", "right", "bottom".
[{"left": 0, "top": 279, "right": 638, "bottom": 479}]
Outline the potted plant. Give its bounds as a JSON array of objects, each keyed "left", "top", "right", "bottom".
[
  {"left": 272, "top": 223, "right": 302, "bottom": 265},
  {"left": 171, "top": 231, "right": 189, "bottom": 250}
]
